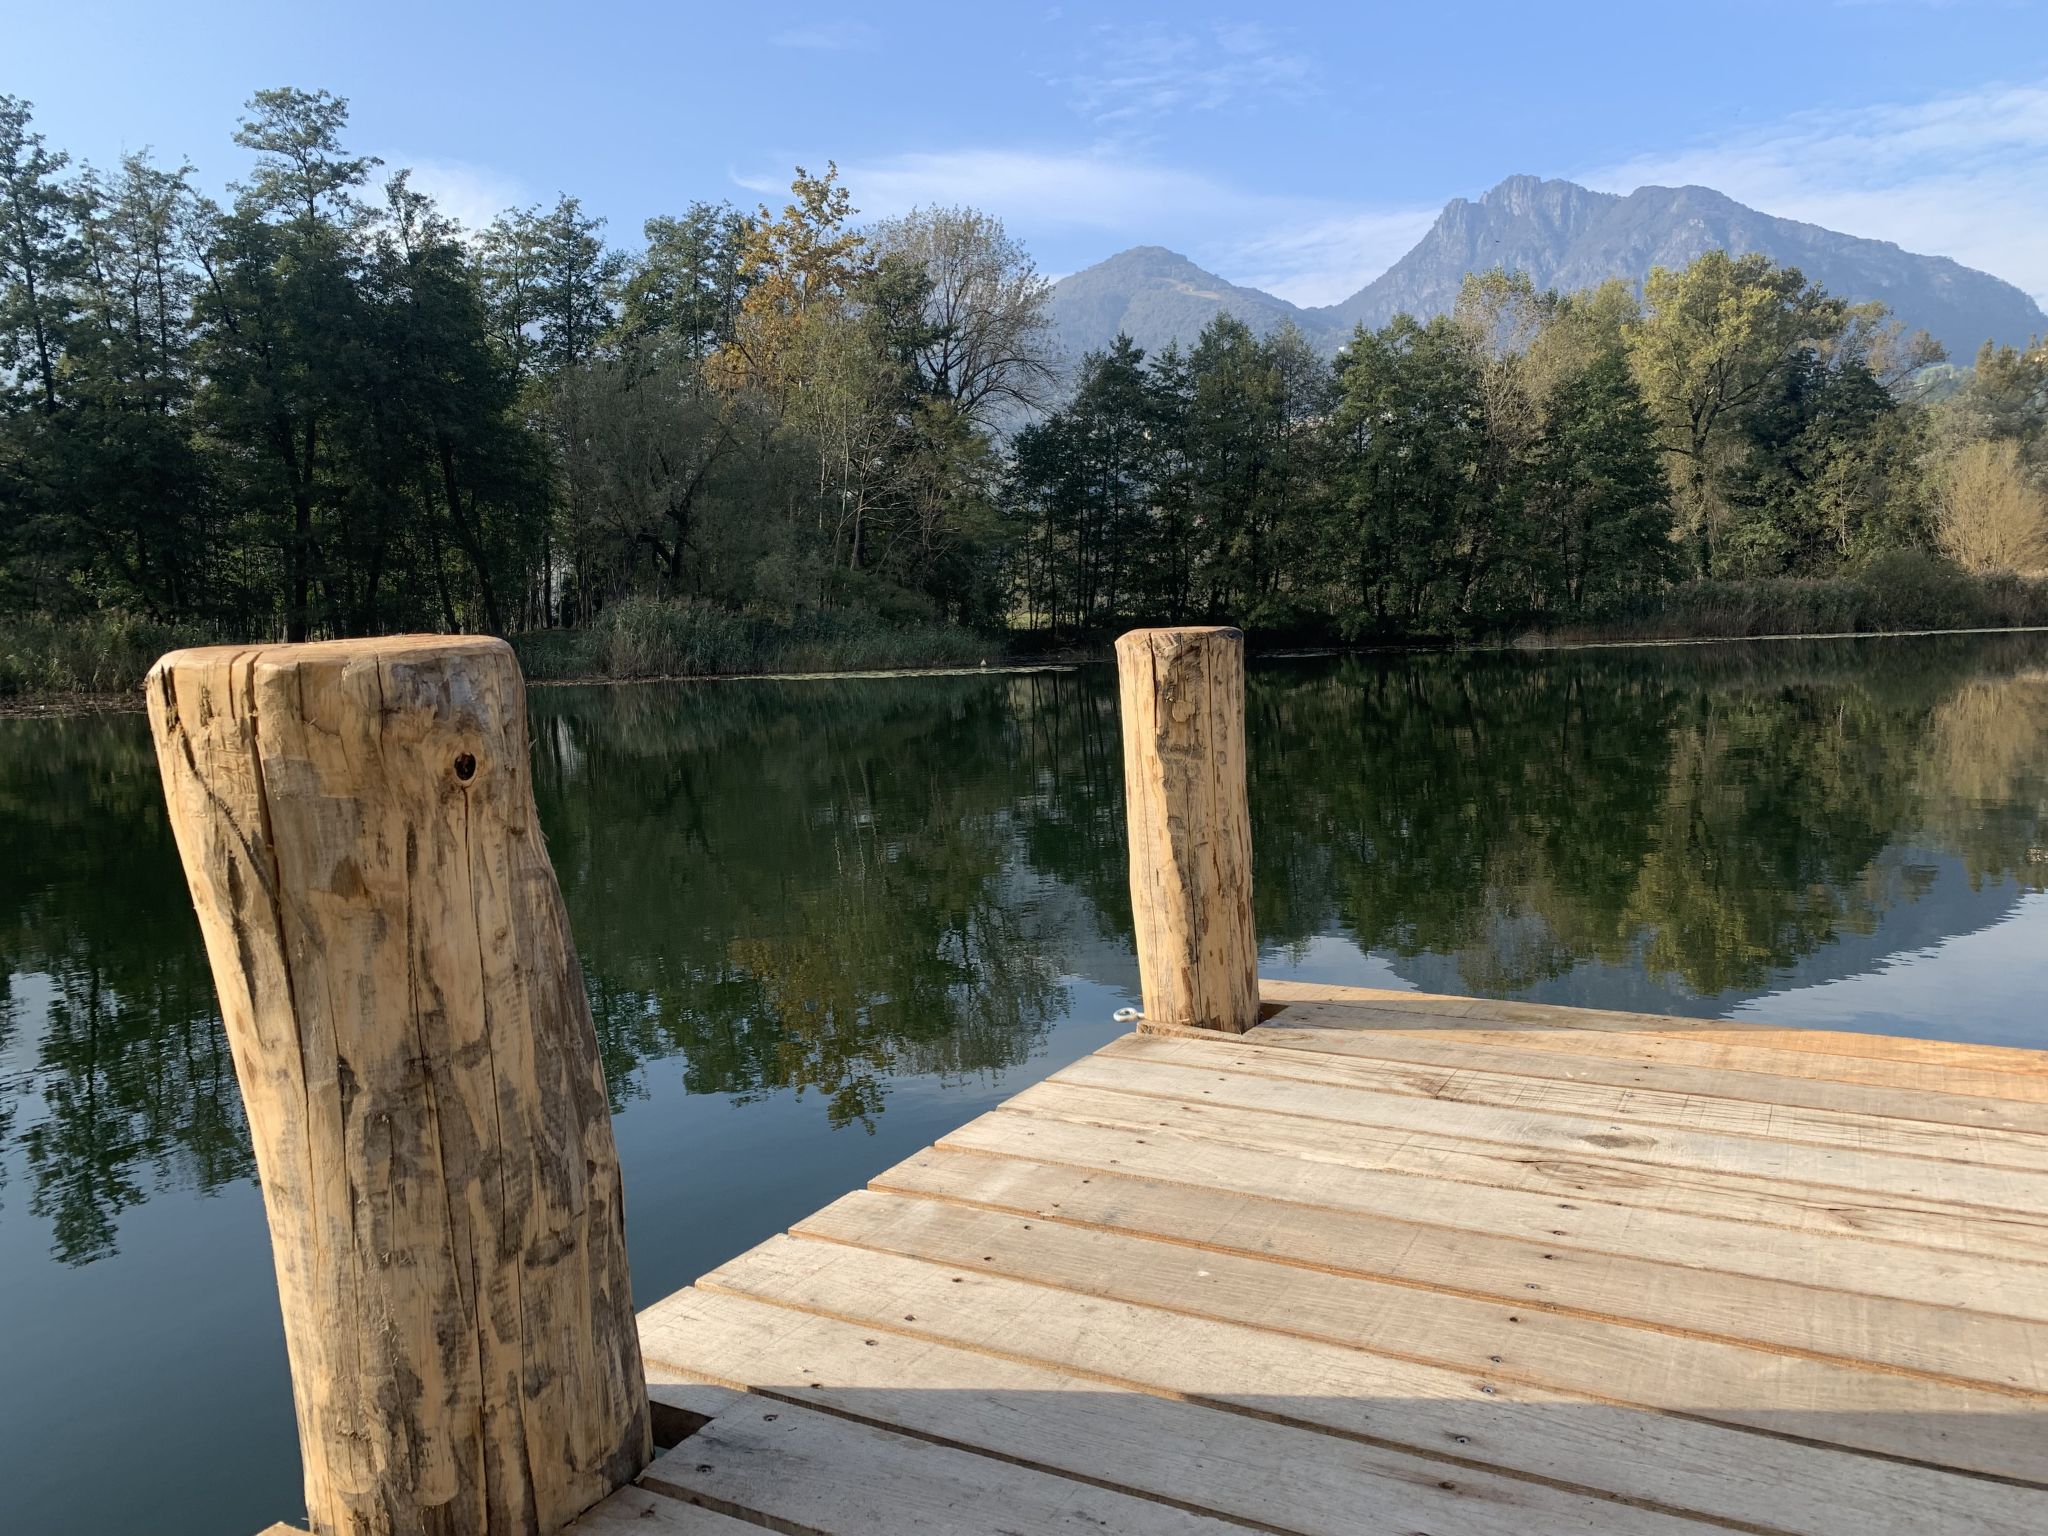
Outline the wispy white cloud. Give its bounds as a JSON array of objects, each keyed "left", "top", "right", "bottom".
[
  {"left": 736, "top": 76, "right": 2048, "bottom": 317},
  {"left": 771, "top": 22, "right": 879, "bottom": 52},
  {"left": 1058, "top": 21, "right": 1314, "bottom": 127},
  {"left": 1225, "top": 207, "right": 1441, "bottom": 308},
  {"left": 1580, "top": 79, "right": 2048, "bottom": 304},
  {"left": 734, "top": 145, "right": 1429, "bottom": 308},
  {"left": 735, "top": 147, "right": 1242, "bottom": 228},
  {"left": 388, "top": 155, "right": 528, "bottom": 231}
]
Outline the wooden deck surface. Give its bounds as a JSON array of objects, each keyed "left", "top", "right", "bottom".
[{"left": 570, "top": 982, "right": 2048, "bottom": 1533}]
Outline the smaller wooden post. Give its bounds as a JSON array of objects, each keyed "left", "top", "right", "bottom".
[
  {"left": 147, "top": 637, "right": 650, "bottom": 1536},
  {"left": 1114, "top": 626, "right": 1259, "bottom": 1034}
]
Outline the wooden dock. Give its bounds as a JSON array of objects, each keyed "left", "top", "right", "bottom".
[
  {"left": 147, "top": 629, "right": 2048, "bottom": 1536},
  {"left": 585, "top": 979, "right": 2048, "bottom": 1535}
]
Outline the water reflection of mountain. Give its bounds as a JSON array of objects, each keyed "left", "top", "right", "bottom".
[
  {"left": 1388, "top": 847, "right": 2032, "bottom": 1018},
  {"left": 1250, "top": 641, "right": 2048, "bottom": 1011}
]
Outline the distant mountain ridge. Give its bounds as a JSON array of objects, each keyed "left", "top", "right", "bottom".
[{"left": 1047, "top": 175, "right": 2047, "bottom": 365}]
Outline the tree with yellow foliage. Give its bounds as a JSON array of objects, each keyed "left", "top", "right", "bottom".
[
  {"left": 1626, "top": 252, "right": 1848, "bottom": 574},
  {"left": 1934, "top": 438, "right": 2048, "bottom": 574},
  {"left": 709, "top": 164, "right": 869, "bottom": 409}
]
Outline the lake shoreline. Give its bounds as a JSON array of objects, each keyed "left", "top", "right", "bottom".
[{"left": 12, "top": 621, "right": 2048, "bottom": 719}]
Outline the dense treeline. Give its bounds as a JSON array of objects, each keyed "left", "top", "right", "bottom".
[
  {"left": 0, "top": 89, "right": 1045, "bottom": 652},
  {"left": 4, "top": 88, "right": 2047, "bottom": 679},
  {"left": 1016, "top": 264, "right": 2048, "bottom": 636}
]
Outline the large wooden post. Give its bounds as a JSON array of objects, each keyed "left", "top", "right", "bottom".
[
  {"left": 1114, "top": 626, "right": 1259, "bottom": 1034},
  {"left": 146, "top": 637, "right": 650, "bottom": 1536}
]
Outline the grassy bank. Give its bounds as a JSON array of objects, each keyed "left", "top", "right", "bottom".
[
  {"left": 0, "top": 612, "right": 213, "bottom": 704},
  {"left": 0, "top": 599, "right": 997, "bottom": 707},
  {"left": 510, "top": 597, "right": 993, "bottom": 681},
  {"left": 1536, "top": 556, "right": 2048, "bottom": 645},
  {"left": 10, "top": 564, "right": 2047, "bottom": 709}
]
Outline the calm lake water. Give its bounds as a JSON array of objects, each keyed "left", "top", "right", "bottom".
[{"left": 3, "top": 635, "right": 2046, "bottom": 1535}]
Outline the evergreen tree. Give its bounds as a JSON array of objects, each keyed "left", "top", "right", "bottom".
[
  {"left": 1325, "top": 315, "right": 1486, "bottom": 632},
  {"left": 60, "top": 154, "right": 209, "bottom": 618},
  {"left": 190, "top": 88, "right": 376, "bottom": 639},
  {"left": 1527, "top": 347, "right": 1672, "bottom": 612},
  {"left": 619, "top": 202, "right": 750, "bottom": 369}
]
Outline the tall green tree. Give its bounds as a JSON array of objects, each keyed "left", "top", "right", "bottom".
[
  {"left": 0, "top": 96, "right": 76, "bottom": 417},
  {"left": 619, "top": 202, "right": 751, "bottom": 370},
  {"left": 1526, "top": 347, "right": 1672, "bottom": 611},
  {"left": 364, "top": 174, "right": 544, "bottom": 631},
  {"left": 0, "top": 96, "right": 85, "bottom": 612},
  {"left": 1325, "top": 314, "right": 1487, "bottom": 632},
  {"left": 1627, "top": 251, "right": 1850, "bottom": 575},
  {"left": 1183, "top": 317, "right": 1328, "bottom": 624},
  {"left": 59, "top": 153, "right": 209, "bottom": 618},
  {"left": 1007, "top": 334, "right": 1159, "bottom": 630},
  {"left": 532, "top": 195, "right": 623, "bottom": 380},
  {"left": 190, "top": 87, "right": 375, "bottom": 639}
]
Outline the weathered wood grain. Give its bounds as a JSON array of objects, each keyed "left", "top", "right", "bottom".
[
  {"left": 992, "top": 1080, "right": 2048, "bottom": 1263},
  {"left": 791, "top": 1190, "right": 2048, "bottom": 1476},
  {"left": 149, "top": 637, "right": 648, "bottom": 1536},
  {"left": 1243, "top": 1015, "right": 2048, "bottom": 1117},
  {"left": 927, "top": 1115, "right": 2048, "bottom": 1317},
  {"left": 1256, "top": 980, "right": 2048, "bottom": 1074},
  {"left": 1102, "top": 1031, "right": 2048, "bottom": 1162},
  {"left": 1251, "top": 997, "right": 2048, "bottom": 1102},
  {"left": 874, "top": 1145, "right": 2047, "bottom": 1385},
  {"left": 1039, "top": 1053, "right": 2048, "bottom": 1214},
  {"left": 637, "top": 1286, "right": 1725, "bottom": 1536},
  {"left": 685, "top": 1235, "right": 2048, "bottom": 1536},
  {"left": 641, "top": 1382, "right": 1249, "bottom": 1533},
  {"left": 1114, "top": 627, "right": 1257, "bottom": 1033}
]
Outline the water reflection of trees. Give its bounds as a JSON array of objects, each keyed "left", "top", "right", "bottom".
[
  {"left": 529, "top": 676, "right": 1109, "bottom": 1127},
  {"left": 0, "top": 717, "right": 251, "bottom": 1264},
  {"left": 1919, "top": 667, "right": 2048, "bottom": 888},
  {"left": 4, "top": 638, "right": 2046, "bottom": 1263},
  {"left": 1252, "top": 638, "right": 2048, "bottom": 996}
]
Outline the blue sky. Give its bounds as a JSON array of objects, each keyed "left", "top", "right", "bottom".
[{"left": 13, "top": 1, "right": 2048, "bottom": 305}]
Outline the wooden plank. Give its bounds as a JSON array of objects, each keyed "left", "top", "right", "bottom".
[
  {"left": 875, "top": 1145, "right": 2048, "bottom": 1386},
  {"left": 567, "top": 1486, "right": 765, "bottom": 1533},
  {"left": 1256, "top": 982, "right": 2048, "bottom": 1075},
  {"left": 1101, "top": 1032, "right": 2048, "bottom": 1162},
  {"left": 1041, "top": 1054, "right": 2048, "bottom": 1215},
  {"left": 1236, "top": 1020, "right": 2048, "bottom": 1129},
  {"left": 1257, "top": 981, "right": 1771, "bottom": 1033},
  {"left": 934, "top": 1112, "right": 2048, "bottom": 1319},
  {"left": 993, "top": 1082, "right": 2048, "bottom": 1265},
  {"left": 1249, "top": 1014, "right": 2048, "bottom": 1107},
  {"left": 640, "top": 1381, "right": 1250, "bottom": 1533},
  {"left": 690, "top": 1235, "right": 2048, "bottom": 1536},
  {"left": 638, "top": 1286, "right": 1723, "bottom": 1536},
  {"left": 792, "top": 1189, "right": 2048, "bottom": 1472}
]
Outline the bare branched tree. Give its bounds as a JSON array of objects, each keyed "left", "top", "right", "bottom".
[{"left": 869, "top": 206, "right": 1056, "bottom": 425}]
